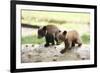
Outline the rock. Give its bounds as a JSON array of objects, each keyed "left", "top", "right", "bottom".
[
  {"left": 21, "top": 44, "right": 90, "bottom": 63},
  {"left": 53, "top": 59, "right": 57, "bottom": 61},
  {"left": 72, "top": 45, "right": 90, "bottom": 60}
]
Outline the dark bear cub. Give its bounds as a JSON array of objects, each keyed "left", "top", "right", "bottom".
[
  {"left": 38, "top": 25, "right": 61, "bottom": 47},
  {"left": 56, "top": 30, "right": 82, "bottom": 54}
]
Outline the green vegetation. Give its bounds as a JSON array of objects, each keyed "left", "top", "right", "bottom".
[
  {"left": 21, "top": 35, "right": 45, "bottom": 44},
  {"left": 22, "top": 10, "right": 90, "bottom": 25},
  {"left": 81, "top": 33, "right": 90, "bottom": 44},
  {"left": 22, "top": 34, "right": 90, "bottom": 44}
]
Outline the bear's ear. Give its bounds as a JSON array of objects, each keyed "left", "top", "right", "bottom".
[
  {"left": 63, "top": 31, "right": 67, "bottom": 35},
  {"left": 42, "top": 26, "right": 47, "bottom": 30}
]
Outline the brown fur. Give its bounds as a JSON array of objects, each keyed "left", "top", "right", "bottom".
[
  {"left": 56, "top": 30, "right": 82, "bottom": 54},
  {"left": 38, "top": 25, "right": 61, "bottom": 47}
]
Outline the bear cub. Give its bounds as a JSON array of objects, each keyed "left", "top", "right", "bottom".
[
  {"left": 56, "top": 30, "right": 82, "bottom": 54},
  {"left": 38, "top": 25, "right": 61, "bottom": 47}
]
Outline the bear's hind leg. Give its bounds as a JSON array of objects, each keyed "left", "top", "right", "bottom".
[
  {"left": 76, "top": 39, "right": 82, "bottom": 47},
  {"left": 72, "top": 42, "right": 75, "bottom": 47},
  {"left": 78, "top": 43, "right": 82, "bottom": 47},
  {"left": 51, "top": 36, "right": 55, "bottom": 46}
]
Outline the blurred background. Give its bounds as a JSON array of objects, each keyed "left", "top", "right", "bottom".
[{"left": 21, "top": 10, "right": 90, "bottom": 45}]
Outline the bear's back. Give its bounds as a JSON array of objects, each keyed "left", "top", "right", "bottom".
[
  {"left": 67, "top": 30, "right": 79, "bottom": 41},
  {"left": 46, "top": 25, "right": 60, "bottom": 35}
]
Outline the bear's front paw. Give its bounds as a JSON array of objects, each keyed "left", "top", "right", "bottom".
[
  {"left": 44, "top": 44, "right": 50, "bottom": 47},
  {"left": 60, "top": 49, "right": 66, "bottom": 54}
]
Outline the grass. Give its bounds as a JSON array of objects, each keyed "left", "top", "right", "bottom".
[
  {"left": 22, "top": 10, "right": 90, "bottom": 25},
  {"left": 81, "top": 33, "right": 90, "bottom": 44},
  {"left": 21, "top": 35, "right": 45, "bottom": 44},
  {"left": 22, "top": 34, "right": 90, "bottom": 44}
]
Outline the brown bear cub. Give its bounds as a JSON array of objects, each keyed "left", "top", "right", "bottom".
[
  {"left": 38, "top": 25, "right": 61, "bottom": 47},
  {"left": 56, "top": 30, "right": 82, "bottom": 54}
]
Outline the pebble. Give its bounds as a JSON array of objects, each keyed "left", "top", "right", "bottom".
[{"left": 21, "top": 44, "right": 90, "bottom": 63}]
